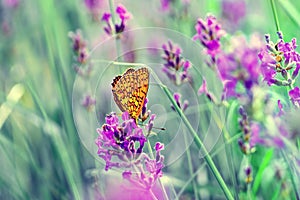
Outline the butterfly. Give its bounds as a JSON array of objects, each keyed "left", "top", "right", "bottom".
[{"left": 111, "top": 67, "right": 149, "bottom": 122}]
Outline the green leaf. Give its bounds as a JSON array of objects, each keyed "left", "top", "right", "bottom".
[{"left": 252, "top": 148, "right": 274, "bottom": 195}]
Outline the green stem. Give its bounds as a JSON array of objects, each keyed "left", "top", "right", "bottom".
[
  {"left": 160, "top": 85, "right": 233, "bottom": 199},
  {"left": 108, "top": 0, "right": 116, "bottom": 25},
  {"left": 270, "top": 0, "right": 281, "bottom": 32},
  {"left": 183, "top": 126, "right": 199, "bottom": 200}
]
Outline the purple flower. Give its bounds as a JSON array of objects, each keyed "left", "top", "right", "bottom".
[
  {"left": 198, "top": 79, "right": 208, "bottom": 95},
  {"left": 160, "top": 0, "right": 190, "bottom": 12},
  {"left": 104, "top": 172, "right": 166, "bottom": 199},
  {"left": 162, "top": 40, "right": 192, "bottom": 85},
  {"left": 84, "top": 0, "right": 103, "bottom": 19},
  {"left": 193, "top": 15, "right": 226, "bottom": 57},
  {"left": 289, "top": 87, "right": 300, "bottom": 107},
  {"left": 77, "top": 48, "right": 89, "bottom": 64},
  {"left": 121, "top": 142, "right": 165, "bottom": 191},
  {"left": 222, "top": 0, "right": 246, "bottom": 25},
  {"left": 116, "top": 4, "right": 131, "bottom": 20},
  {"left": 258, "top": 48, "right": 277, "bottom": 85},
  {"left": 101, "top": 13, "right": 113, "bottom": 35},
  {"left": 69, "top": 30, "right": 89, "bottom": 64},
  {"left": 258, "top": 32, "right": 300, "bottom": 86},
  {"left": 146, "top": 114, "right": 156, "bottom": 134},
  {"left": 277, "top": 37, "right": 300, "bottom": 64},
  {"left": 160, "top": 0, "right": 170, "bottom": 11},
  {"left": 95, "top": 112, "right": 147, "bottom": 171},
  {"left": 217, "top": 34, "right": 262, "bottom": 97},
  {"left": 155, "top": 142, "right": 164, "bottom": 151},
  {"left": 3, "top": 0, "right": 19, "bottom": 8},
  {"left": 171, "top": 92, "right": 189, "bottom": 112},
  {"left": 249, "top": 123, "right": 264, "bottom": 148},
  {"left": 198, "top": 79, "right": 218, "bottom": 103},
  {"left": 102, "top": 4, "right": 132, "bottom": 36},
  {"left": 271, "top": 136, "right": 285, "bottom": 148},
  {"left": 277, "top": 100, "right": 285, "bottom": 116},
  {"left": 238, "top": 107, "right": 264, "bottom": 154},
  {"left": 244, "top": 166, "right": 253, "bottom": 183},
  {"left": 69, "top": 30, "right": 86, "bottom": 54},
  {"left": 81, "top": 95, "right": 96, "bottom": 111}
]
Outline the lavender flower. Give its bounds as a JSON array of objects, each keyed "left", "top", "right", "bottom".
[
  {"left": 146, "top": 114, "right": 156, "bottom": 134},
  {"left": 81, "top": 95, "right": 96, "bottom": 111},
  {"left": 160, "top": 0, "right": 170, "bottom": 11},
  {"left": 69, "top": 30, "right": 89, "bottom": 64},
  {"left": 222, "top": 0, "right": 246, "bottom": 26},
  {"left": 277, "top": 100, "right": 285, "bottom": 116},
  {"left": 193, "top": 15, "right": 226, "bottom": 57},
  {"left": 171, "top": 92, "right": 189, "bottom": 112},
  {"left": 289, "top": 87, "right": 300, "bottom": 108},
  {"left": 258, "top": 32, "right": 300, "bottom": 86},
  {"left": 238, "top": 106, "right": 264, "bottom": 154},
  {"left": 244, "top": 166, "right": 253, "bottom": 184},
  {"left": 84, "top": 0, "right": 103, "bottom": 19},
  {"left": 122, "top": 142, "right": 165, "bottom": 191},
  {"left": 95, "top": 112, "right": 147, "bottom": 171},
  {"left": 198, "top": 79, "right": 218, "bottom": 104},
  {"left": 194, "top": 16, "right": 262, "bottom": 100},
  {"left": 3, "top": 0, "right": 19, "bottom": 8},
  {"left": 162, "top": 40, "right": 192, "bottom": 85},
  {"left": 217, "top": 34, "right": 262, "bottom": 97},
  {"left": 160, "top": 0, "right": 190, "bottom": 12},
  {"left": 101, "top": 4, "right": 132, "bottom": 37}
]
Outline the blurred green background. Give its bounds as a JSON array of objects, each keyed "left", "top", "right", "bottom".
[{"left": 1, "top": 0, "right": 300, "bottom": 199}]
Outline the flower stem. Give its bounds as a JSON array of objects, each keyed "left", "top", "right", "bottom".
[
  {"left": 270, "top": 0, "right": 281, "bottom": 32},
  {"left": 183, "top": 125, "right": 199, "bottom": 200},
  {"left": 160, "top": 84, "right": 234, "bottom": 200}
]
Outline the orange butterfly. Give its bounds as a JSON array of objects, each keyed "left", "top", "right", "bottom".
[{"left": 111, "top": 67, "right": 149, "bottom": 122}]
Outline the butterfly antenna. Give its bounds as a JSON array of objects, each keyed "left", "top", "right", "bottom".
[
  {"left": 137, "top": 122, "right": 166, "bottom": 131},
  {"left": 152, "top": 126, "right": 166, "bottom": 131}
]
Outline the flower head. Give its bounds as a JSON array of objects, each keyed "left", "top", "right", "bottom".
[
  {"left": 171, "top": 92, "right": 189, "bottom": 112},
  {"left": 244, "top": 166, "right": 253, "bottom": 184},
  {"left": 162, "top": 40, "right": 192, "bottom": 85},
  {"left": 160, "top": 0, "right": 170, "bottom": 11},
  {"left": 81, "top": 94, "right": 96, "bottom": 111},
  {"left": 289, "top": 87, "right": 300, "bottom": 107},
  {"left": 122, "top": 142, "right": 165, "bottom": 190},
  {"left": 217, "top": 33, "right": 262, "bottom": 97},
  {"left": 237, "top": 106, "right": 264, "bottom": 154},
  {"left": 95, "top": 112, "right": 147, "bottom": 170},
  {"left": 198, "top": 79, "right": 218, "bottom": 103},
  {"left": 3, "top": 0, "right": 19, "bottom": 8},
  {"left": 69, "top": 30, "right": 89, "bottom": 64},
  {"left": 222, "top": 0, "right": 246, "bottom": 26},
  {"left": 193, "top": 15, "right": 226, "bottom": 57},
  {"left": 102, "top": 4, "right": 132, "bottom": 36},
  {"left": 258, "top": 32, "right": 300, "bottom": 86},
  {"left": 84, "top": 0, "right": 103, "bottom": 19}
]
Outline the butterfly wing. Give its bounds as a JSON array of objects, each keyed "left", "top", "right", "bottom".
[{"left": 111, "top": 68, "right": 149, "bottom": 120}]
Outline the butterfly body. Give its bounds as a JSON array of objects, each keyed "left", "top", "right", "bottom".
[{"left": 111, "top": 67, "right": 149, "bottom": 121}]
